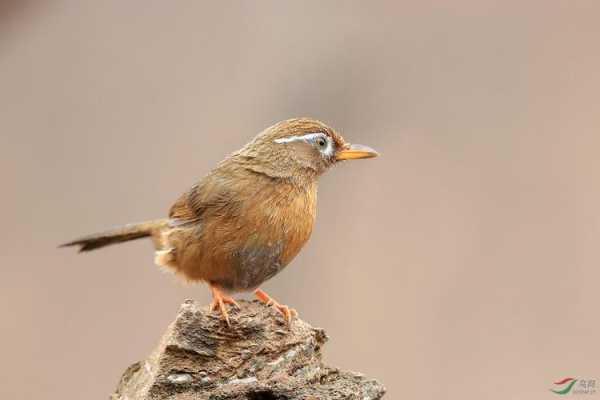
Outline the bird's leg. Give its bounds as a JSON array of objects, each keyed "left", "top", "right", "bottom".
[
  {"left": 209, "top": 284, "right": 239, "bottom": 327},
  {"left": 254, "top": 289, "right": 297, "bottom": 324}
]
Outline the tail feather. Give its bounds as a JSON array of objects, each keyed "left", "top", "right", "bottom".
[{"left": 60, "top": 219, "right": 169, "bottom": 252}]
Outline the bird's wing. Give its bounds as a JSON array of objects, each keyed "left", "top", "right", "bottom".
[{"left": 169, "top": 169, "right": 241, "bottom": 224}]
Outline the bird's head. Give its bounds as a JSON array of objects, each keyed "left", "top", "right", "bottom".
[{"left": 237, "top": 118, "right": 378, "bottom": 180}]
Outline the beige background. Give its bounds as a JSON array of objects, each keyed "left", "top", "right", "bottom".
[{"left": 2, "top": 1, "right": 599, "bottom": 399}]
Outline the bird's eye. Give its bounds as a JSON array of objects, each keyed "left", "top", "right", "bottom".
[{"left": 316, "top": 137, "right": 327, "bottom": 148}]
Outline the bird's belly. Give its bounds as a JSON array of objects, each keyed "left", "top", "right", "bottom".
[
  {"left": 156, "top": 212, "right": 313, "bottom": 292},
  {"left": 227, "top": 239, "right": 287, "bottom": 291}
]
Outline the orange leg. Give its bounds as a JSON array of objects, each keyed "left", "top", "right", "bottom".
[
  {"left": 209, "top": 284, "right": 239, "bottom": 327},
  {"left": 254, "top": 289, "right": 297, "bottom": 325}
]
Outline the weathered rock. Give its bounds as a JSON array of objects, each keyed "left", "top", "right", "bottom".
[{"left": 111, "top": 299, "right": 385, "bottom": 400}]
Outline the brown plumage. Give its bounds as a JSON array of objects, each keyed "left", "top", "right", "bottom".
[{"left": 61, "top": 118, "right": 378, "bottom": 325}]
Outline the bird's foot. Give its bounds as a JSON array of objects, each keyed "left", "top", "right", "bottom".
[
  {"left": 209, "top": 285, "right": 239, "bottom": 327},
  {"left": 254, "top": 289, "right": 297, "bottom": 325}
]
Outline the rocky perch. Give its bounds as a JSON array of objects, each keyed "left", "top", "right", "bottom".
[{"left": 111, "top": 300, "right": 385, "bottom": 400}]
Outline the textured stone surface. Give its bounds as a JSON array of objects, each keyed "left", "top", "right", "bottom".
[{"left": 111, "top": 300, "right": 385, "bottom": 400}]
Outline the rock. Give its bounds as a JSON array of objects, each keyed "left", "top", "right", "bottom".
[{"left": 111, "top": 299, "right": 385, "bottom": 400}]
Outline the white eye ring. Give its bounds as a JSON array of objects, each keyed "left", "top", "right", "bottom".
[
  {"left": 274, "top": 133, "right": 335, "bottom": 157},
  {"left": 274, "top": 133, "right": 325, "bottom": 144}
]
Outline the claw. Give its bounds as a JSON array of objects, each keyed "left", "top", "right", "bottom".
[
  {"left": 254, "top": 289, "right": 297, "bottom": 325},
  {"left": 209, "top": 285, "right": 239, "bottom": 327}
]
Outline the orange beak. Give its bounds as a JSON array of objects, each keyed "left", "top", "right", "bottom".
[{"left": 336, "top": 143, "right": 379, "bottom": 160}]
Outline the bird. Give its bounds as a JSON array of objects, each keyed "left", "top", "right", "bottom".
[{"left": 61, "top": 118, "right": 378, "bottom": 326}]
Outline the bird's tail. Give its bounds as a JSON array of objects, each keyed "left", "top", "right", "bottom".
[{"left": 60, "top": 219, "right": 169, "bottom": 252}]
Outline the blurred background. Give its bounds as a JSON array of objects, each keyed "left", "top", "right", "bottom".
[{"left": 2, "top": 1, "right": 599, "bottom": 399}]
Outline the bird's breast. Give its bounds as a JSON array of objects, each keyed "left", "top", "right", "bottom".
[{"left": 225, "top": 181, "right": 317, "bottom": 291}]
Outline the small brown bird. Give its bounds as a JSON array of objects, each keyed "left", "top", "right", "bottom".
[{"left": 61, "top": 118, "right": 378, "bottom": 325}]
